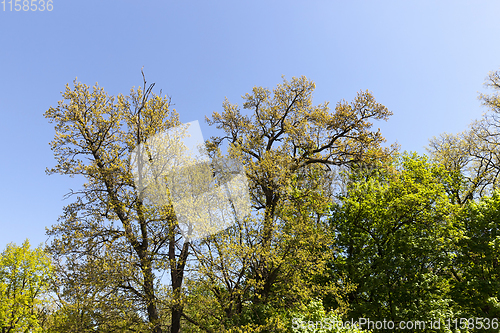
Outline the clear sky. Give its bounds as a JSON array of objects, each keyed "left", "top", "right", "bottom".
[{"left": 1, "top": 0, "right": 500, "bottom": 249}]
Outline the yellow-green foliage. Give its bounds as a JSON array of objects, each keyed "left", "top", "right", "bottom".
[
  {"left": 0, "top": 240, "right": 53, "bottom": 332},
  {"left": 183, "top": 76, "right": 394, "bottom": 330}
]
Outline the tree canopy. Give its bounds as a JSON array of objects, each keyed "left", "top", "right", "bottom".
[
  {"left": 21, "top": 69, "right": 500, "bottom": 332},
  {"left": 0, "top": 240, "right": 53, "bottom": 333}
]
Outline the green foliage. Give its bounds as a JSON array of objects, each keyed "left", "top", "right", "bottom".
[
  {"left": 329, "top": 153, "right": 458, "bottom": 331},
  {"left": 0, "top": 240, "right": 53, "bottom": 333},
  {"left": 39, "top": 71, "right": 500, "bottom": 332},
  {"left": 450, "top": 190, "right": 500, "bottom": 323}
]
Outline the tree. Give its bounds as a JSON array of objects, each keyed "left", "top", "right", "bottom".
[
  {"left": 428, "top": 69, "right": 500, "bottom": 204},
  {"left": 188, "top": 76, "right": 395, "bottom": 330},
  {"left": 44, "top": 249, "right": 151, "bottom": 332},
  {"left": 329, "top": 153, "right": 458, "bottom": 331},
  {"left": 44, "top": 73, "right": 191, "bottom": 333},
  {"left": 45, "top": 74, "right": 394, "bottom": 332},
  {"left": 0, "top": 240, "right": 53, "bottom": 333},
  {"left": 450, "top": 191, "right": 500, "bottom": 324}
]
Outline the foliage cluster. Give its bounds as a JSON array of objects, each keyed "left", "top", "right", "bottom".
[{"left": 4, "top": 70, "right": 500, "bottom": 332}]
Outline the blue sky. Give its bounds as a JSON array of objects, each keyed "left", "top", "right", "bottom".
[{"left": 1, "top": 0, "right": 500, "bottom": 249}]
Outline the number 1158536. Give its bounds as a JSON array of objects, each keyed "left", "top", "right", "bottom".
[{"left": 2, "top": 0, "right": 53, "bottom": 11}]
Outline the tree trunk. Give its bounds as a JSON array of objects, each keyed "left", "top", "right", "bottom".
[
  {"left": 140, "top": 254, "right": 162, "bottom": 333},
  {"left": 169, "top": 239, "right": 190, "bottom": 333}
]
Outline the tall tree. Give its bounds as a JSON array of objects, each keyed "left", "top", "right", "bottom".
[
  {"left": 190, "top": 76, "right": 395, "bottom": 330},
  {"left": 45, "top": 74, "right": 190, "bottom": 333}
]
